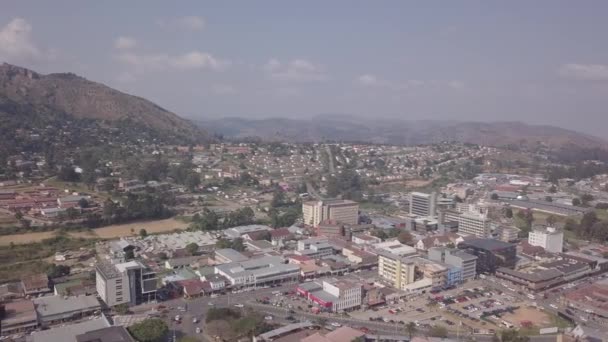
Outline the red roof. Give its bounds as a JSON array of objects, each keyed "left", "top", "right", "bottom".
[
  {"left": 270, "top": 228, "right": 291, "bottom": 239},
  {"left": 177, "top": 279, "right": 206, "bottom": 295}
]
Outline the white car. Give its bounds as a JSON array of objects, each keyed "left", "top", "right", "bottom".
[
  {"left": 196, "top": 327, "right": 201, "bottom": 334},
  {"left": 549, "top": 304, "right": 558, "bottom": 309},
  {"left": 330, "top": 322, "right": 342, "bottom": 327},
  {"left": 208, "top": 302, "right": 215, "bottom": 306},
  {"left": 265, "top": 315, "right": 273, "bottom": 321},
  {"left": 234, "top": 304, "right": 244, "bottom": 308},
  {"left": 193, "top": 317, "right": 198, "bottom": 323},
  {"left": 175, "top": 315, "right": 181, "bottom": 321}
]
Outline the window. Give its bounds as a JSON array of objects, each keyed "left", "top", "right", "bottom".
[
  {"left": 116, "top": 279, "right": 122, "bottom": 284},
  {"left": 116, "top": 291, "right": 122, "bottom": 296},
  {"left": 116, "top": 285, "right": 122, "bottom": 290},
  {"left": 116, "top": 297, "right": 123, "bottom": 302}
]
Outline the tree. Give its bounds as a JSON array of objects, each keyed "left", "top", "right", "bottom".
[
  {"left": 185, "top": 173, "right": 201, "bottom": 191},
  {"left": 428, "top": 325, "right": 448, "bottom": 338},
  {"left": 314, "top": 317, "right": 328, "bottom": 326},
  {"left": 405, "top": 322, "right": 417, "bottom": 340},
  {"left": 572, "top": 198, "right": 581, "bottom": 206},
  {"left": 128, "top": 318, "right": 168, "bottom": 342},
  {"left": 178, "top": 337, "right": 200, "bottom": 342},
  {"left": 78, "top": 198, "right": 89, "bottom": 208},
  {"left": 139, "top": 229, "right": 148, "bottom": 238},
  {"left": 505, "top": 208, "right": 513, "bottom": 218},
  {"left": 581, "top": 193, "right": 594, "bottom": 206},
  {"left": 47, "top": 264, "right": 70, "bottom": 278},
  {"left": 271, "top": 189, "right": 285, "bottom": 208},
  {"left": 544, "top": 196, "right": 553, "bottom": 202},
  {"left": 548, "top": 185, "right": 557, "bottom": 193},
  {"left": 397, "top": 231, "right": 414, "bottom": 245},
  {"left": 546, "top": 215, "right": 557, "bottom": 227},
  {"left": 186, "top": 242, "right": 199, "bottom": 256},
  {"left": 14, "top": 211, "right": 23, "bottom": 220},
  {"left": 491, "top": 193, "right": 499, "bottom": 200},
  {"left": 114, "top": 303, "right": 130, "bottom": 315},
  {"left": 499, "top": 329, "right": 529, "bottom": 342}
]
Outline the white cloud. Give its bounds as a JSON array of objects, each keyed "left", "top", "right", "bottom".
[
  {"left": 559, "top": 63, "right": 608, "bottom": 81},
  {"left": 114, "top": 36, "right": 136, "bottom": 50},
  {"left": 357, "top": 74, "right": 390, "bottom": 87},
  {"left": 115, "top": 51, "right": 229, "bottom": 72},
  {"left": 264, "top": 58, "right": 328, "bottom": 82},
  {"left": 115, "top": 71, "right": 136, "bottom": 83},
  {"left": 0, "top": 18, "right": 40, "bottom": 60},
  {"left": 158, "top": 16, "right": 205, "bottom": 31}
]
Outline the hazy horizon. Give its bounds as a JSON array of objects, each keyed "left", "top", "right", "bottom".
[{"left": 2, "top": 1, "right": 608, "bottom": 139}]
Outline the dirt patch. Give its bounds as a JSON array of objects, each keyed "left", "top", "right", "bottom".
[
  {"left": 0, "top": 230, "right": 58, "bottom": 245},
  {"left": 0, "top": 218, "right": 189, "bottom": 245},
  {"left": 91, "top": 218, "right": 188, "bottom": 239},
  {"left": 502, "top": 306, "right": 551, "bottom": 327}
]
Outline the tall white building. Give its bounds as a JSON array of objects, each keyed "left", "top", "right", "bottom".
[
  {"left": 302, "top": 199, "right": 359, "bottom": 226},
  {"left": 322, "top": 279, "right": 362, "bottom": 312},
  {"left": 409, "top": 192, "right": 437, "bottom": 217},
  {"left": 528, "top": 226, "right": 564, "bottom": 253},
  {"left": 96, "top": 260, "right": 157, "bottom": 307},
  {"left": 457, "top": 210, "right": 490, "bottom": 238}
]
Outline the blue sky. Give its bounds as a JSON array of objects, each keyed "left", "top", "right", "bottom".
[{"left": 2, "top": 1, "right": 608, "bottom": 138}]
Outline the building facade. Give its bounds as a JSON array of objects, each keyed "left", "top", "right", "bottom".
[
  {"left": 528, "top": 226, "right": 564, "bottom": 253},
  {"left": 457, "top": 210, "right": 490, "bottom": 238},
  {"left": 96, "top": 261, "right": 157, "bottom": 307},
  {"left": 378, "top": 253, "right": 416, "bottom": 290},
  {"left": 428, "top": 247, "right": 478, "bottom": 282},
  {"left": 458, "top": 238, "right": 516, "bottom": 274},
  {"left": 302, "top": 199, "right": 359, "bottom": 227},
  {"left": 409, "top": 192, "right": 437, "bottom": 217}
]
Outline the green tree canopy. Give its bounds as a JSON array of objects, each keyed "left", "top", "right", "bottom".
[{"left": 128, "top": 318, "right": 168, "bottom": 342}]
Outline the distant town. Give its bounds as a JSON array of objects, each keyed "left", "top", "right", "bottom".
[{"left": 1, "top": 140, "right": 608, "bottom": 342}]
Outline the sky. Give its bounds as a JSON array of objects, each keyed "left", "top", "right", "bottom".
[{"left": 1, "top": 1, "right": 608, "bottom": 138}]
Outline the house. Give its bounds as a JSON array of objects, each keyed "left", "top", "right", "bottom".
[
  {"left": 415, "top": 233, "right": 458, "bottom": 251},
  {"left": 21, "top": 273, "right": 51, "bottom": 296},
  {"left": 0, "top": 299, "right": 38, "bottom": 337},
  {"left": 269, "top": 228, "right": 293, "bottom": 246}
]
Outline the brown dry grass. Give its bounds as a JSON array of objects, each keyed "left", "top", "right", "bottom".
[
  {"left": 0, "top": 218, "right": 188, "bottom": 245},
  {"left": 502, "top": 306, "right": 551, "bottom": 327}
]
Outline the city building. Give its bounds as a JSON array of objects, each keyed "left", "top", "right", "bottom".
[
  {"left": 21, "top": 273, "right": 51, "bottom": 296},
  {"left": 296, "top": 278, "right": 362, "bottom": 312},
  {"left": 495, "top": 225, "right": 520, "bottom": 242},
  {"left": 214, "top": 248, "right": 250, "bottom": 264},
  {"left": 28, "top": 316, "right": 110, "bottom": 342},
  {"left": 302, "top": 199, "right": 359, "bottom": 227},
  {"left": 33, "top": 295, "right": 101, "bottom": 326},
  {"left": 351, "top": 233, "right": 382, "bottom": 245},
  {"left": 373, "top": 240, "right": 418, "bottom": 257},
  {"left": 457, "top": 210, "right": 490, "bottom": 238},
  {"left": 316, "top": 219, "right": 347, "bottom": 238},
  {"left": 458, "top": 238, "right": 516, "bottom": 274},
  {"left": 214, "top": 255, "right": 300, "bottom": 287},
  {"left": 378, "top": 252, "right": 416, "bottom": 290},
  {"left": 409, "top": 192, "right": 437, "bottom": 217},
  {"left": 528, "top": 226, "right": 564, "bottom": 253},
  {"left": 418, "top": 261, "right": 448, "bottom": 287},
  {"left": 428, "top": 247, "right": 477, "bottom": 282},
  {"left": 76, "top": 326, "right": 135, "bottom": 342},
  {"left": 0, "top": 300, "right": 38, "bottom": 337},
  {"left": 95, "top": 260, "right": 157, "bottom": 307},
  {"left": 296, "top": 237, "right": 334, "bottom": 259}
]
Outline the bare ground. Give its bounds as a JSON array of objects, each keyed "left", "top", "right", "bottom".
[{"left": 0, "top": 218, "right": 189, "bottom": 245}]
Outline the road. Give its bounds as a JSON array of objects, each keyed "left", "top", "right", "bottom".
[{"left": 324, "top": 145, "right": 336, "bottom": 174}]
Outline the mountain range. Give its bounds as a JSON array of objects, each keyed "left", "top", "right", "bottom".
[
  {"left": 199, "top": 116, "right": 607, "bottom": 149},
  {"left": 0, "top": 62, "right": 206, "bottom": 142},
  {"left": 0, "top": 62, "right": 605, "bottom": 151}
]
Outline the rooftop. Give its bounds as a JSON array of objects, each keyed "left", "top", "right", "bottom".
[
  {"left": 76, "top": 326, "right": 135, "bottom": 342},
  {"left": 1, "top": 299, "right": 36, "bottom": 326},
  {"left": 28, "top": 316, "right": 110, "bottom": 342},
  {"left": 33, "top": 295, "right": 101, "bottom": 319},
  {"left": 460, "top": 238, "right": 515, "bottom": 251}
]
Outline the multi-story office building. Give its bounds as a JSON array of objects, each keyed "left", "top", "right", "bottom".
[
  {"left": 496, "top": 225, "right": 520, "bottom": 242},
  {"left": 316, "top": 220, "right": 345, "bottom": 238},
  {"left": 528, "top": 226, "right": 564, "bottom": 253},
  {"left": 322, "top": 279, "right": 362, "bottom": 312},
  {"left": 373, "top": 240, "right": 418, "bottom": 257},
  {"left": 302, "top": 199, "right": 359, "bottom": 227},
  {"left": 458, "top": 238, "right": 516, "bottom": 274},
  {"left": 409, "top": 192, "right": 437, "bottom": 217},
  {"left": 457, "top": 210, "right": 490, "bottom": 238},
  {"left": 378, "top": 252, "right": 416, "bottom": 290},
  {"left": 428, "top": 247, "right": 478, "bottom": 281},
  {"left": 296, "top": 237, "right": 334, "bottom": 259},
  {"left": 96, "top": 260, "right": 157, "bottom": 307}
]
